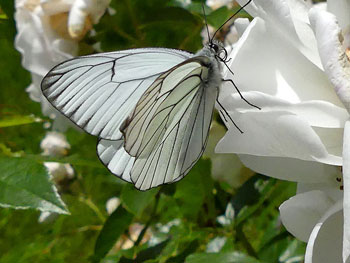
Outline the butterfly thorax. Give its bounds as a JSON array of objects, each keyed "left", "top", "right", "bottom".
[{"left": 194, "top": 43, "right": 223, "bottom": 90}]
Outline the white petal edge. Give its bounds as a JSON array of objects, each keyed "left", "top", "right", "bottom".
[
  {"left": 297, "top": 183, "right": 343, "bottom": 204},
  {"left": 236, "top": 0, "right": 322, "bottom": 68},
  {"left": 327, "top": 0, "right": 350, "bottom": 31},
  {"left": 216, "top": 109, "right": 342, "bottom": 165},
  {"left": 238, "top": 155, "right": 340, "bottom": 183},
  {"left": 220, "top": 91, "right": 348, "bottom": 128},
  {"left": 305, "top": 200, "right": 343, "bottom": 263},
  {"left": 279, "top": 190, "right": 334, "bottom": 242},
  {"left": 343, "top": 120, "right": 350, "bottom": 262},
  {"left": 309, "top": 8, "right": 350, "bottom": 113},
  {"left": 222, "top": 17, "right": 342, "bottom": 107},
  {"left": 234, "top": 18, "right": 250, "bottom": 37}
]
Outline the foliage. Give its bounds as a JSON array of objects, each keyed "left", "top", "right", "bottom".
[
  {"left": 0, "top": 0, "right": 306, "bottom": 262},
  {"left": 0, "top": 157, "right": 68, "bottom": 214}
]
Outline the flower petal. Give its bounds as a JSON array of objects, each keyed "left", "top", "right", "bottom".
[
  {"left": 40, "top": 0, "right": 72, "bottom": 15},
  {"left": 342, "top": 120, "right": 350, "bottom": 262},
  {"left": 220, "top": 91, "right": 348, "bottom": 128},
  {"left": 233, "top": 18, "right": 250, "bottom": 37},
  {"left": 14, "top": 8, "right": 76, "bottom": 76},
  {"left": 236, "top": 0, "right": 321, "bottom": 68},
  {"left": 313, "top": 127, "right": 343, "bottom": 159},
  {"left": 297, "top": 183, "right": 343, "bottom": 204},
  {"left": 238, "top": 155, "right": 340, "bottom": 183},
  {"left": 215, "top": 109, "right": 342, "bottom": 165},
  {"left": 305, "top": 200, "right": 343, "bottom": 263},
  {"left": 327, "top": 0, "right": 350, "bottom": 31},
  {"left": 279, "top": 190, "right": 334, "bottom": 242},
  {"left": 223, "top": 17, "right": 343, "bottom": 108},
  {"left": 309, "top": 8, "right": 350, "bottom": 112}
]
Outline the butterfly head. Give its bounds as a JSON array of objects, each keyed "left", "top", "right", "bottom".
[{"left": 207, "top": 40, "right": 229, "bottom": 63}]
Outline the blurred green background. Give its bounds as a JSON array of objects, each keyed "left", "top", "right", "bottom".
[{"left": 0, "top": 0, "right": 309, "bottom": 262}]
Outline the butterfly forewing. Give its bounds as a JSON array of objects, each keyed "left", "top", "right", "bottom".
[{"left": 41, "top": 48, "right": 192, "bottom": 140}]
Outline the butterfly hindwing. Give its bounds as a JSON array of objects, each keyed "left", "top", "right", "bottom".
[{"left": 97, "top": 139, "right": 134, "bottom": 183}]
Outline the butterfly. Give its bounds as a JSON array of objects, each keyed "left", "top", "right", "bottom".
[{"left": 41, "top": 1, "right": 254, "bottom": 191}]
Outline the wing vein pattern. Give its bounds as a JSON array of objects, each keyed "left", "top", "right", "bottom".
[
  {"left": 42, "top": 48, "right": 218, "bottom": 190},
  {"left": 42, "top": 48, "right": 192, "bottom": 140},
  {"left": 122, "top": 57, "right": 218, "bottom": 190}
]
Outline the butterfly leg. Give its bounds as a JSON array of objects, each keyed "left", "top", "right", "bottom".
[
  {"left": 216, "top": 98, "right": 243, "bottom": 134},
  {"left": 222, "top": 78, "right": 261, "bottom": 110}
]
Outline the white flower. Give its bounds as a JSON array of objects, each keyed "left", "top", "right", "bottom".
[
  {"left": 105, "top": 197, "right": 120, "bottom": 215},
  {"left": 41, "top": 131, "right": 70, "bottom": 156},
  {"left": 44, "top": 162, "right": 74, "bottom": 182},
  {"left": 14, "top": 0, "right": 110, "bottom": 129},
  {"left": 217, "top": 0, "right": 347, "bottom": 167},
  {"left": 215, "top": 0, "right": 350, "bottom": 261},
  {"left": 280, "top": 182, "right": 343, "bottom": 263},
  {"left": 41, "top": 131, "right": 74, "bottom": 183}
]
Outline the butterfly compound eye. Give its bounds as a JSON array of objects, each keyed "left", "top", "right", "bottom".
[{"left": 210, "top": 43, "right": 219, "bottom": 53}]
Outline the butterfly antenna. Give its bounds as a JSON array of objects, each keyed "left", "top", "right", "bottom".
[
  {"left": 212, "top": 0, "right": 252, "bottom": 40},
  {"left": 202, "top": 3, "right": 211, "bottom": 43}
]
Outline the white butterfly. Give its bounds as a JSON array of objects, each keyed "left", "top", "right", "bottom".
[{"left": 41, "top": 3, "right": 253, "bottom": 191}]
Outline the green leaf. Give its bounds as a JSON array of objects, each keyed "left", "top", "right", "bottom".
[
  {"left": 119, "top": 239, "right": 170, "bottom": 263},
  {"left": 167, "top": 239, "right": 200, "bottom": 263},
  {"left": 174, "top": 158, "right": 214, "bottom": 220},
  {"left": 185, "top": 252, "right": 262, "bottom": 263},
  {"left": 0, "top": 13, "right": 7, "bottom": 20},
  {"left": 279, "top": 239, "right": 306, "bottom": 263},
  {"left": 0, "top": 0, "right": 14, "bottom": 17},
  {"left": 207, "top": 6, "right": 231, "bottom": 28},
  {"left": 0, "top": 157, "right": 68, "bottom": 214},
  {"left": 92, "top": 206, "right": 134, "bottom": 263},
  {"left": 26, "top": 154, "right": 103, "bottom": 168},
  {"left": 121, "top": 184, "right": 158, "bottom": 216},
  {"left": 0, "top": 115, "right": 42, "bottom": 127},
  {"left": 234, "top": 176, "right": 277, "bottom": 226},
  {"left": 185, "top": 2, "right": 211, "bottom": 14},
  {"left": 0, "top": 0, "right": 16, "bottom": 40}
]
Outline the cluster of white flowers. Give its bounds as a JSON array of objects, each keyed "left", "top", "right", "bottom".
[
  {"left": 14, "top": 0, "right": 110, "bottom": 129},
  {"left": 14, "top": 0, "right": 110, "bottom": 221},
  {"left": 41, "top": 131, "right": 74, "bottom": 183},
  {"left": 218, "top": 0, "right": 350, "bottom": 262}
]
